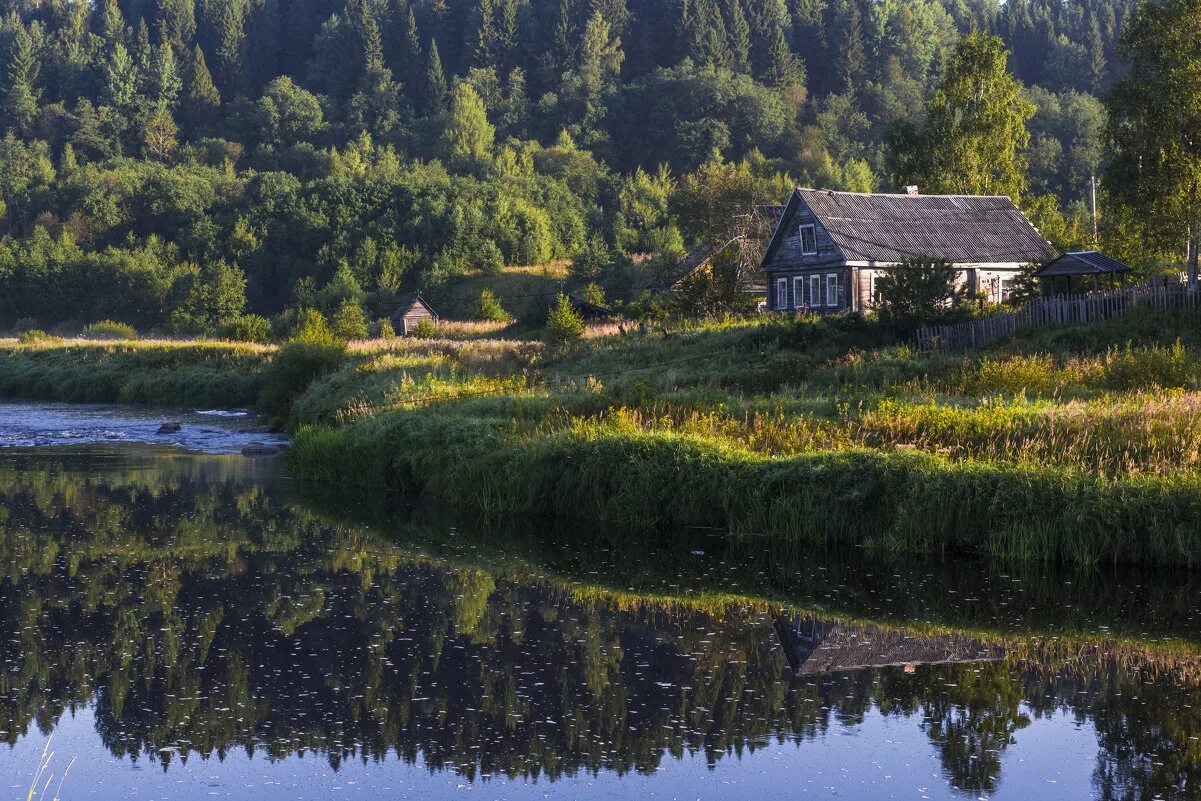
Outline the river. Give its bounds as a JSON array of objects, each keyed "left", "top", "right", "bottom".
[{"left": 0, "top": 402, "right": 1197, "bottom": 800}]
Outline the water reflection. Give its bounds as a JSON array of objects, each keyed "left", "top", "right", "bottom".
[{"left": 0, "top": 447, "right": 1199, "bottom": 800}]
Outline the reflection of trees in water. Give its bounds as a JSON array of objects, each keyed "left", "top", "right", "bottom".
[{"left": 0, "top": 453, "right": 1198, "bottom": 798}]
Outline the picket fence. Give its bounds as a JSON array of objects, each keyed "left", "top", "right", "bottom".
[{"left": 916, "top": 282, "right": 1198, "bottom": 353}]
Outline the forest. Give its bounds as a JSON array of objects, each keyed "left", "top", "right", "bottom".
[{"left": 0, "top": 0, "right": 1190, "bottom": 334}]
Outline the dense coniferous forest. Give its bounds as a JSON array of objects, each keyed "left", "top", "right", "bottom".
[{"left": 0, "top": 0, "right": 1169, "bottom": 333}]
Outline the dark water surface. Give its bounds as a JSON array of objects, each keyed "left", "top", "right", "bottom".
[{"left": 0, "top": 410, "right": 1198, "bottom": 799}]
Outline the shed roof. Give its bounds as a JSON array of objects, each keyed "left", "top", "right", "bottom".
[
  {"left": 1033, "top": 251, "right": 1132, "bottom": 278},
  {"left": 567, "top": 294, "right": 612, "bottom": 317},
  {"left": 391, "top": 296, "right": 438, "bottom": 319},
  {"left": 771, "top": 189, "right": 1055, "bottom": 266}
]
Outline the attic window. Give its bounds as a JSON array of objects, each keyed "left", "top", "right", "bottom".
[{"left": 799, "top": 224, "right": 817, "bottom": 255}]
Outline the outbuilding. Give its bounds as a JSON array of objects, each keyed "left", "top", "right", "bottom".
[
  {"left": 1033, "top": 251, "right": 1132, "bottom": 295},
  {"left": 390, "top": 296, "right": 439, "bottom": 335}
]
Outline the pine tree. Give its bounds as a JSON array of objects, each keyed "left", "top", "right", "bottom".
[
  {"left": 1, "top": 22, "right": 39, "bottom": 135},
  {"left": 182, "top": 43, "right": 221, "bottom": 131},
  {"left": 423, "top": 39, "right": 448, "bottom": 113}
]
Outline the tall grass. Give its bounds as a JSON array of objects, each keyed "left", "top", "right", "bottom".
[{"left": 290, "top": 407, "right": 1201, "bottom": 568}]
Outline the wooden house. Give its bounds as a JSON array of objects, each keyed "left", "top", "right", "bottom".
[
  {"left": 390, "top": 296, "right": 438, "bottom": 335},
  {"left": 759, "top": 188, "right": 1056, "bottom": 313},
  {"left": 649, "top": 240, "right": 739, "bottom": 293},
  {"left": 1033, "top": 250, "right": 1132, "bottom": 296},
  {"left": 774, "top": 614, "right": 1003, "bottom": 677}
]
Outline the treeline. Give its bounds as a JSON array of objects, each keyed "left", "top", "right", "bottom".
[{"left": 0, "top": 0, "right": 1144, "bottom": 333}]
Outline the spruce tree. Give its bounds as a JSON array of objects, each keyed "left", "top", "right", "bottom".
[
  {"left": 103, "top": 42, "right": 139, "bottom": 114},
  {"left": 150, "top": 41, "right": 182, "bottom": 108},
  {"left": 182, "top": 43, "right": 221, "bottom": 131},
  {"left": 423, "top": 39, "right": 448, "bottom": 113},
  {"left": 1, "top": 23, "right": 38, "bottom": 135},
  {"left": 157, "top": 0, "right": 197, "bottom": 60},
  {"left": 471, "top": 0, "right": 497, "bottom": 69},
  {"left": 726, "top": 0, "right": 751, "bottom": 74}
]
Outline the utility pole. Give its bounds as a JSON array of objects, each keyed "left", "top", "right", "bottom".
[{"left": 1089, "top": 174, "right": 1099, "bottom": 243}]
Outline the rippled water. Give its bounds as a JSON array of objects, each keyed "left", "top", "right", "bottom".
[
  {"left": 0, "top": 409, "right": 1197, "bottom": 800},
  {"left": 0, "top": 400, "right": 287, "bottom": 452}
]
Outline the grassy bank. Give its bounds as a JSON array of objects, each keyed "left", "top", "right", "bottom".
[
  {"left": 7, "top": 306, "right": 1201, "bottom": 565},
  {"left": 0, "top": 339, "right": 272, "bottom": 407}
]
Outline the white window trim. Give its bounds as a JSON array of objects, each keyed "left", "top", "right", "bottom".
[
  {"left": 826, "top": 273, "right": 838, "bottom": 307},
  {"left": 809, "top": 274, "right": 821, "bottom": 308},
  {"left": 799, "top": 224, "right": 817, "bottom": 256},
  {"left": 776, "top": 278, "right": 788, "bottom": 310},
  {"left": 793, "top": 276, "right": 805, "bottom": 308}
]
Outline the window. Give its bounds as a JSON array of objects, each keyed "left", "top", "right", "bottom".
[
  {"left": 793, "top": 276, "right": 805, "bottom": 308},
  {"left": 826, "top": 273, "right": 839, "bottom": 307},
  {"left": 809, "top": 274, "right": 821, "bottom": 308},
  {"left": 799, "top": 224, "right": 817, "bottom": 255},
  {"left": 776, "top": 278, "right": 788, "bottom": 310},
  {"left": 869, "top": 274, "right": 879, "bottom": 307}
]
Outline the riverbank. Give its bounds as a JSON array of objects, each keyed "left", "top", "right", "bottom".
[{"left": 7, "top": 306, "right": 1201, "bottom": 565}]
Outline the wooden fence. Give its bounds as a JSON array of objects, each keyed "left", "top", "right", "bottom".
[{"left": 916, "top": 282, "right": 1198, "bottom": 353}]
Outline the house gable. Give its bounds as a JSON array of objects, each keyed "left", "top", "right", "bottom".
[{"left": 759, "top": 190, "right": 847, "bottom": 273}]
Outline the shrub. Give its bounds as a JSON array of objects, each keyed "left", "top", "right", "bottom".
[
  {"left": 82, "top": 320, "right": 138, "bottom": 340},
  {"left": 372, "top": 317, "right": 395, "bottom": 338},
  {"left": 290, "top": 308, "right": 338, "bottom": 345},
  {"left": 218, "top": 314, "right": 273, "bottom": 343},
  {"left": 17, "top": 329, "right": 62, "bottom": 345},
  {"left": 875, "top": 258, "right": 959, "bottom": 330},
  {"left": 475, "top": 289, "right": 510, "bottom": 323},
  {"left": 258, "top": 340, "right": 348, "bottom": 424},
  {"left": 13, "top": 317, "right": 37, "bottom": 334},
  {"left": 332, "top": 298, "right": 370, "bottom": 339},
  {"left": 570, "top": 236, "right": 612, "bottom": 280},
  {"left": 411, "top": 318, "right": 438, "bottom": 339},
  {"left": 546, "top": 294, "right": 584, "bottom": 346}
]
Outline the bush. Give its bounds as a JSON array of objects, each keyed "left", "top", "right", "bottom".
[
  {"left": 13, "top": 317, "right": 38, "bottom": 334},
  {"left": 17, "top": 329, "right": 62, "bottom": 345},
  {"left": 82, "top": 320, "right": 138, "bottom": 340},
  {"left": 372, "top": 317, "right": 395, "bottom": 338},
  {"left": 546, "top": 294, "right": 584, "bottom": 346},
  {"left": 332, "top": 298, "right": 370, "bottom": 339},
  {"left": 475, "top": 289, "right": 510, "bottom": 323},
  {"left": 875, "top": 258, "right": 959, "bottom": 330},
  {"left": 411, "top": 318, "right": 438, "bottom": 339},
  {"left": 218, "top": 314, "right": 273, "bottom": 343},
  {"left": 258, "top": 340, "right": 348, "bottom": 424},
  {"left": 290, "top": 308, "right": 338, "bottom": 345}
]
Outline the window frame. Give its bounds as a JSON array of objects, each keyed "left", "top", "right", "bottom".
[
  {"left": 793, "top": 276, "right": 805, "bottom": 308},
  {"left": 798, "top": 224, "right": 818, "bottom": 256},
  {"left": 809, "top": 274, "right": 821, "bottom": 308},
  {"left": 826, "top": 273, "right": 839, "bottom": 308},
  {"left": 776, "top": 278, "right": 788, "bottom": 310}
]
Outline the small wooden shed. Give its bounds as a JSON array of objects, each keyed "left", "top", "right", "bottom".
[
  {"left": 1033, "top": 251, "right": 1132, "bottom": 295},
  {"left": 567, "top": 294, "right": 612, "bottom": 320},
  {"left": 390, "top": 296, "right": 439, "bottom": 335}
]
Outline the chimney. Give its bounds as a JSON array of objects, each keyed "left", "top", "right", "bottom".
[{"left": 904, "top": 185, "right": 920, "bottom": 196}]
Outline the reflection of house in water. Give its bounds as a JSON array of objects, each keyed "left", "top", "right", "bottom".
[{"left": 774, "top": 613, "right": 1004, "bottom": 677}]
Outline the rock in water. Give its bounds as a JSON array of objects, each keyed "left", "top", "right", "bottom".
[
  {"left": 156, "top": 422, "right": 182, "bottom": 434},
  {"left": 242, "top": 443, "right": 286, "bottom": 457}
]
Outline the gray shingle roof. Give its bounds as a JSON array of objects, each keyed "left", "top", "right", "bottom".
[
  {"left": 797, "top": 189, "right": 1054, "bottom": 265},
  {"left": 1034, "top": 251, "right": 1132, "bottom": 277}
]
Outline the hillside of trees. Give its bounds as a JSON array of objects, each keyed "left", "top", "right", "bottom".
[{"left": 0, "top": 0, "right": 1189, "bottom": 334}]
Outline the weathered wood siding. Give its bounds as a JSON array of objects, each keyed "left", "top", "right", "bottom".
[{"left": 763, "top": 201, "right": 843, "bottom": 273}]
